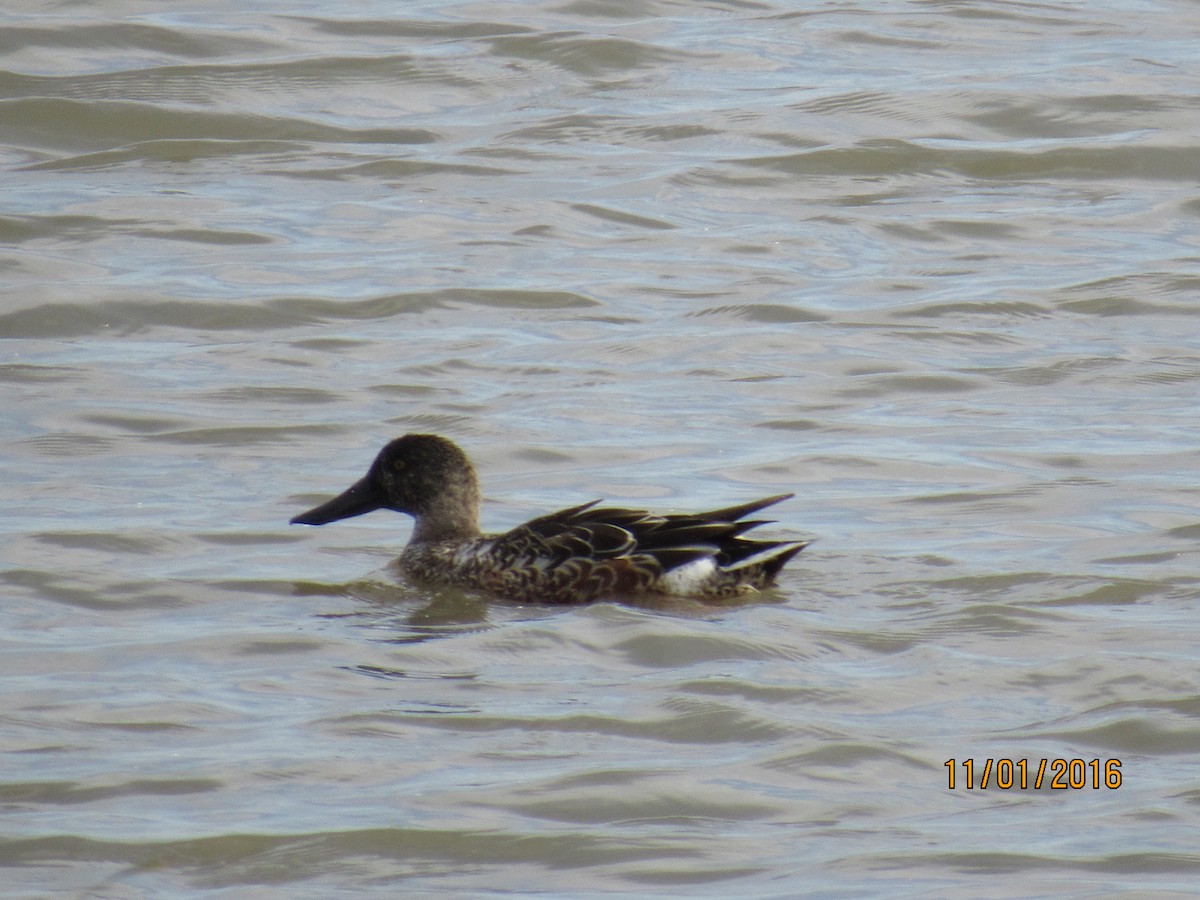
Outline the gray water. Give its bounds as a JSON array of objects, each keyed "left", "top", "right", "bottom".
[{"left": 3, "top": 0, "right": 1200, "bottom": 896}]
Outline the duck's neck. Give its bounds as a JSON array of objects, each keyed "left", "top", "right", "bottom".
[{"left": 409, "top": 485, "right": 481, "bottom": 545}]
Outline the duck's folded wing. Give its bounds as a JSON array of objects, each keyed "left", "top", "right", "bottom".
[
  {"left": 491, "top": 501, "right": 640, "bottom": 566},
  {"left": 481, "top": 495, "right": 806, "bottom": 602}
]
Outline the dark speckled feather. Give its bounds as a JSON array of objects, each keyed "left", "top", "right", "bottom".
[{"left": 291, "top": 434, "right": 810, "bottom": 604}]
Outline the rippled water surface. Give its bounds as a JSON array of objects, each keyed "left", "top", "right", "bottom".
[{"left": 4, "top": 0, "right": 1200, "bottom": 895}]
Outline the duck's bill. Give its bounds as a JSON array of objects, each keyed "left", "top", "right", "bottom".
[{"left": 290, "top": 477, "right": 385, "bottom": 525}]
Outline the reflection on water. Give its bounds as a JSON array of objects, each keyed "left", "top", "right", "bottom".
[{"left": 3, "top": 0, "right": 1200, "bottom": 894}]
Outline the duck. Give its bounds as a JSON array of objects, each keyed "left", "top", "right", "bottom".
[{"left": 290, "top": 434, "right": 809, "bottom": 604}]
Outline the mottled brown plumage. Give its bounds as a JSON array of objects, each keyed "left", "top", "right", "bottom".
[{"left": 291, "top": 434, "right": 809, "bottom": 604}]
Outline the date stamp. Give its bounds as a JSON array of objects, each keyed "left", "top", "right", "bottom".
[{"left": 945, "top": 758, "right": 1122, "bottom": 790}]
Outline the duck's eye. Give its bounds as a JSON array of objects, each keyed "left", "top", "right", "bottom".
[{"left": 392, "top": 459, "right": 405, "bottom": 472}]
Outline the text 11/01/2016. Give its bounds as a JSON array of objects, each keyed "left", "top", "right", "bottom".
[{"left": 945, "top": 758, "right": 1121, "bottom": 790}]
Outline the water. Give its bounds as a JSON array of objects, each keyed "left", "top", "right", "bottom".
[{"left": 3, "top": 0, "right": 1200, "bottom": 895}]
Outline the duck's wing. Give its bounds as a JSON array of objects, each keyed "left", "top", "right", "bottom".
[
  {"left": 483, "top": 494, "right": 807, "bottom": 603},
  {"left": 479, "top": 501, "right": 649, "bottom": 603}
]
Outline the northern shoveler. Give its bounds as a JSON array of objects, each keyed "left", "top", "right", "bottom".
[{"left": 290, "top": 434, "right": 809, "bottom": 604}]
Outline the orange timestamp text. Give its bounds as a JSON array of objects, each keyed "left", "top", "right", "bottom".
[{"left": 945, "top": 758, "right": 1121, "bottom": 790}]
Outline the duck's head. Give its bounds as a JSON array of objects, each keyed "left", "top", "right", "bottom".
[{"left": 290, "top": 433, "right": 481, "bottom": 542}]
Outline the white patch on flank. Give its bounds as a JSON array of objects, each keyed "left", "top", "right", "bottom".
[{"left": 660, "top": 557, "right": 717, "bottom": 595}]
